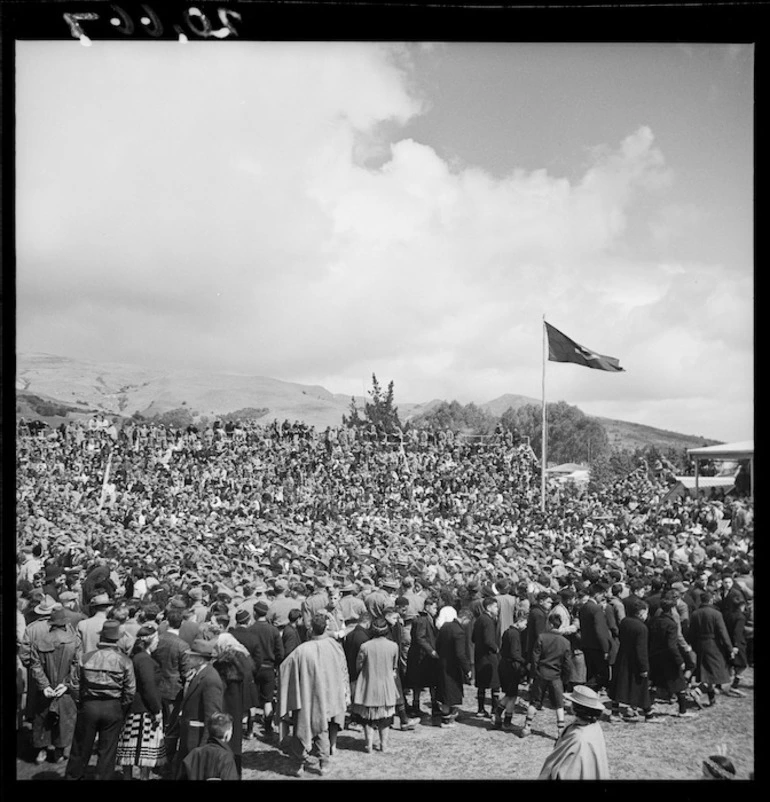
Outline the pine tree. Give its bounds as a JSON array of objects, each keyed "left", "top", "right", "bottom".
[{"left": 342, "top": 374, "right": 402, "bottom": 435}]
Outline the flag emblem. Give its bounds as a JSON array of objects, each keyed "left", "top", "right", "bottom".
[{"left": 545, "top": 322, "right": 624, "bottom": 372}]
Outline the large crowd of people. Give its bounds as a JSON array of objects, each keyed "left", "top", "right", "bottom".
[{"left": 15, "top": 415, "right": 754, "bottom": 780}]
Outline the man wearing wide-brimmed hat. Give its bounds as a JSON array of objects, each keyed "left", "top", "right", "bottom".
[
  {"left": 65, "top": 620, "right": 136, "bottom": 781},
  {"left": 19, "top": 598, "right": 61, "bottom": 734},
  {"left": 169, "top": 638, "right": 224, "bottom": 779},
  {"left": 537, "top": 685, "right": 610, "bottom": 779},
  {"left": 76, "top": 592, "right": 113, "bottom": 654},
  {"left": 28, "top": 607, "right": 80, "bottom": 765}
]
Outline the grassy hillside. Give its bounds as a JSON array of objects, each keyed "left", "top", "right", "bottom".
[
  {"left": 597, "top": 416, "right": 721, "bottom": 451},
  {"left": 480, "top": 393, "right": 542, "bottom": 417},
  {"left": 16, "top": 353, "right": 723, "bottom": 450}
]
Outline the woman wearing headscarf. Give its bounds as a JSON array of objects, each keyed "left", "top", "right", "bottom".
[
  {"left": 212, "top": 632, "right": 258, "bottom": 777},
  {"left": 115, "top": 625, "right": 167, "bottom": 780},
  {"left": 351, "top": 617, "right": 400, "bottom": 753},
  {"left": 435, "top": 605, "right": 472, "bottom": 727}
]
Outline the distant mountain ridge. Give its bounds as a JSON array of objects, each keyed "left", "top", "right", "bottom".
[{"left": 15, "top": 353, "right": 721, "bottom": 450}]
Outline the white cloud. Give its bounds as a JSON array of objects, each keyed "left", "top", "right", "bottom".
[{"left": 16, "top": 42, "right": 752, "bottom": 441}]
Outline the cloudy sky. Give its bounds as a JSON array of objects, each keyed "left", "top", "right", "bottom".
[{"left": 16, "top": 41, "right": 753, "bottom": 442}]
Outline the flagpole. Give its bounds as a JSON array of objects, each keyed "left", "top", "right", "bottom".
[
  {"left": 98, "top": 448, "right": 113, "bottom": 514},
  {"left": 541, "top": 315, "right": 547, "bottom": 512}
]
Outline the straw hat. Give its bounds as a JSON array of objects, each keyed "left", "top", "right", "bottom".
[{"left": 564, "top": 685, "right": 605, "bottom": 712}]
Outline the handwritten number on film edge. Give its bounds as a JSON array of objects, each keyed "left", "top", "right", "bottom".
[
  {"left": 216, "top": 8, "right": 242, "bottom": 37},
  {"left": 63, "top": 12, "right": 99, "bottom": 45},
  {"left": 139, "top": 5, "right": 164, "bottom": 38},
  {"left": 63, "top": 6, "right": 242, "bottom": 41},
  {"left": 109, "top": 5, "right": 135, "bottom": 35},
  {"left": 183, "top": 7, "right": 213, "bottom": 37}
]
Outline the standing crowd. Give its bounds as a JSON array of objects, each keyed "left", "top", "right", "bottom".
[{"left": 16, "top": 416, "right": 754, "bottom": 779}]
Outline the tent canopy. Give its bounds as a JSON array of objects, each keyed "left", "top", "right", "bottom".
[
  {"left": 663, "top": 476, "right": 735, "bottom": 503},
  {"left": 674, "top": 476, "right": 735, "bottom": 490},
  {"left": 688, "top": 439, "right": 753, "bottom": 499},
  {"left": 688, "top": 440, "right": 753, "bottom": 461}
]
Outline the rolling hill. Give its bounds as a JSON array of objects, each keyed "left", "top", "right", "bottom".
[{"left": 15, "top": 352, "right": 721, "bottom": 451}]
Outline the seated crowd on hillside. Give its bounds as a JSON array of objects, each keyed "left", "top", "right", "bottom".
[{"left": 16, "top": 416, "right": 754, "bottom": 779}]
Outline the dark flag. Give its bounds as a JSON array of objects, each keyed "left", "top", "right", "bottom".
[{"left": 545, "top": 322, "right": 624, "bottom": 372}]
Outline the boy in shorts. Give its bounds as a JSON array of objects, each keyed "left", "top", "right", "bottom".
[{"left": 521, "top": 612, "right": 572, "bottom": 740}]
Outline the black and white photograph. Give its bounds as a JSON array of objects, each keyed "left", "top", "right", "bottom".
[{"left": 8, "top": 2, "right": 755, "bottom": 783}]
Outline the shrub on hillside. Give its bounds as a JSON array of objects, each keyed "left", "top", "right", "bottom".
[
  {"left": 151, "top": 408, "right": 194, "bottom": 429},
  {"left": 221, "top": 407, "right": 270, "bottom": 422}
]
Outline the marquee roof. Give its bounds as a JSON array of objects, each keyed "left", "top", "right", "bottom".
[{"left": 687, "top": 440, "right": 753, "bottom": 461}]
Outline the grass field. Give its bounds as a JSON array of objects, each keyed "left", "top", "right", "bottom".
[{"left": 15, "top": 667, "right": 754, "bottom": 782}]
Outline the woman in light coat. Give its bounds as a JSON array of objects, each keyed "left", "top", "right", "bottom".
[{"left": 352, "top": 617, "right": 399, "bottom": 753}]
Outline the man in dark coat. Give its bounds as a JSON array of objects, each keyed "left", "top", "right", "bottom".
[
  {"left": 687, "top": 591, "right": 736, "bottom": 707},
  {"left": 722, "top": 597, "right": 748, "bottom": 697},
  {"left": 153, "top": 608, "right": 190, "bottom": 731},
  {"left": 229, "top": 609, "right": 263, "bottom": 668},
  {"left": 180, "top": 713, "right": 240, "bottom": 780},
  {"left": 578, "top": 584, "right": 612, "bottom": 692},
  {"left": 603, "top": 590, "right": 621, "bottom": 681},
  {"left": 81, "top": 560, "right": 117, "bottom": 614},
  {"left": 436, "top": 608, "right": 472, "bottom": 727},
  {"left": 522, "top": 612, "right": 572, "bottom": 740},
  {"left": 385, "top": 607, "right": 421, "bottom": 730},
  {"left": 525, "top": 591, "right": 553, "bottom": 670},
  {"left": 648, "top": 596, "right": 694, "bottom": 717},
  {"left": 42, "top": 564, "right": 66, "bottom": 603},
  {"left": 643, "top": 577, "right": 665, "bottom": 618},
  {"left": 281, "top": 609, "right": 303, "bottom": 658},
  {"left": 608, "top": 597, "right": 658, "bottom": 722},
  {"left": 496, "top": 618, "right": 527, "bottom": 730},
  {"left": 170, "top": 639, "right": 224, "bottom": 779},
  {"left": 472, "top": 596, "right": 500, "bottom": 719},
  {"left": 247, "top": 600, "right": 284, "bottom": 737},
  {"left": 343, "top": 612, "right": 371, "bottom": 720},
  {"left": 404, "top": 596, "right": 439, "bottom": 717},
  {"left": 717, "top": 572, "right": 748, "bottom": 615},
  {"left": 180, "top": 712, "right": 239, "bottom": 780}
]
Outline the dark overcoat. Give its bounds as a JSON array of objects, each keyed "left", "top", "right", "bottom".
[
  {"left": 180, "top": 736, "right": 239, "bottom": 781},
  {"left": 405, "top": 612, "right": 438, "bottom": 689},
  {"left": 213, "top": 650, "right": 257, "bottom": 760},
  {"left": 688, "top": 605, "right": 732, "bottom": 686},
  {"left": 578, "top": 601, "right": 611, "bottom": 654},
  {"left": 608, "top": 616, "right": 651, "bottom": 709},
  {"left": 648, "top": 612, "right": 687, "bottom": 695},
  {"left": 153, "top": 631, "right": 190, "bottom": 704},
  {"left": 722, "top": 609, "right": 747, "bottom": 671},
  {"left": 498, "top": 625, "right": 526, "bottom": 696},
  {"left": 436, "top": 620, "right": 471, "bottom": 707},
  {"left": 472, "top": 612, "right": 500, "bottom": 689},
  {"left": 172, "top": 663, "right": 224, "bottom": 777},
  {"left": 524, "top": 604, "right": 549, "bottom": 665}
]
